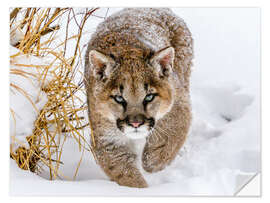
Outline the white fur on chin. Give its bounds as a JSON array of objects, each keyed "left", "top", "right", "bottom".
[{"left": 124, "top": 126, "right": 149, "bottom": 140}]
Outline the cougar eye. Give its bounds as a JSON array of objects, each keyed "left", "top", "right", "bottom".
[
  {"left": 114, "top": 95, "right": 125, "bottom": 103},
  {"left": 144, "top": 93, "right": 156, "bottom": 103}
]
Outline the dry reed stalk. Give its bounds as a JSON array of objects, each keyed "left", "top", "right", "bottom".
[{"left": 10, "top": 8, "right": 99, "bottom": 180}]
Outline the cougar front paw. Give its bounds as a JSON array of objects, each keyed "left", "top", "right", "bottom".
[
  {"left": 116, "top": 173, "right": 148, "bottom": 188},
  {"left": 142, "top": 147, "right": 169, "bottom": 173}
]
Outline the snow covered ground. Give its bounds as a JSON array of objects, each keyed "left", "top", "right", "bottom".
[
  {"left": 10, "top": 8, "right": 260, "bottom": 196},
  {"left": 9, "top": 46, "right": 52, "bottom": 150}
]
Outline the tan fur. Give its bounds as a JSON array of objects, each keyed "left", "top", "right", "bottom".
[{"left": 84, "top": 8, "right": 193, "bottom": 188}]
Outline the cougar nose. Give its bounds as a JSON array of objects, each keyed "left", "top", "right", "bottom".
[
  {"left": 130, "top": 122, "right": 142, "bottom": 128},
  {"left": 127, "top": 114, "right": 145, "bottom": 128}
]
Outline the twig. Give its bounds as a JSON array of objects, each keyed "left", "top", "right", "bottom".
[
  {"left": 10, "top": 7, "right": 21, "bottom": 20},
  {"left": 105, "top": 8, "right": 110, "bottom": 19},
  {"left": 70, "top": 8, "right": 99, "bottom": 67},
  {"left": 40, "top": 25, "right": 60, "bottom": 36}
]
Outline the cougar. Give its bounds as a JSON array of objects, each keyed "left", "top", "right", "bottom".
[{"left": 84, "top": 8, "right": 193, "bottom": 188}]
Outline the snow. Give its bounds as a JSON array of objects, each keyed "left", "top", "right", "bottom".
[
  {"left": 10, "top": 8, "right": 260, "bottom": 196},
  {"left": 9, "top": 46, "right": 52, "bottom": 149},
  {"left": 10, "top": 23, "right": 24, "bottom": 46}
]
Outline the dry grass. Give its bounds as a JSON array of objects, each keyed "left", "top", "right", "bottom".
[{"left": 10, "top": 8, "right": 99, "bottom": 180}]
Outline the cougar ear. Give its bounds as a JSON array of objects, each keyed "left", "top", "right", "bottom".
[
  {"left": 150, "top": 47, "right": 175, "bottom": 78},
  {"left": 88, "top": 50, "right": 115, "bottom": 80}
]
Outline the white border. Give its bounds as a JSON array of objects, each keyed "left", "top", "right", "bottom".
[
  {"left": 4, "top": 0, "right": 269, "bottom": 7},
  {"left": 2, "top": 0, "right": 270, "bottom": 202}
]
